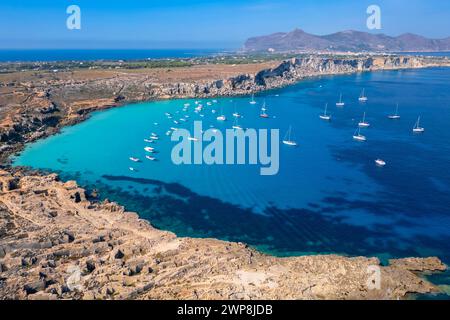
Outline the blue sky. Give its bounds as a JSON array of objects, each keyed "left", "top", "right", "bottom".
[{"left": 0, "top": 0, "right": 449, "bottom": 49}]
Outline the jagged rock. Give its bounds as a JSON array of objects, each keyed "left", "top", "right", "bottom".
[
  {"left": 115, "top": 249, "right": 125, "bottom": 260},
  {"left": 389, "top": 257, "right": 447, "bottom": 272},
  {"left": 24, "top": 280, "right": 45, "bottom": 295},
  {"left": 86, "top": 260, "right": 96, "bottom": 273}
]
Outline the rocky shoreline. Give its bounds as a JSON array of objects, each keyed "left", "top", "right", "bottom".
[
  {"left": 0, "top": 169, "right": 447, "bottom": 300},
  {"left": 1, "top": 54, "right": 449, "bottom": 299}
]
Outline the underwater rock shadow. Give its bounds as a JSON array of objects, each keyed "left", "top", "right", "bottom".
[{"left": 99, "top": 174, "right": 450, "bottom": 260}]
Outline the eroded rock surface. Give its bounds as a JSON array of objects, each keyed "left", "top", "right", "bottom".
[{"left": 0, "top": 169, "right": 445, "bottom": 300}]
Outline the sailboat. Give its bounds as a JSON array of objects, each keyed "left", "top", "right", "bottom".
[
  {"left": 319, "top": 103, "right": 331, "bottom": 120},
  {"left": 358, "top": 89, "right": 368, "bottom": 102},
  {"left": 129, "top": 157, "right": 140, "bottom": 162},
  {"left": 232, "top": 117, "right": 243, "bottom": 130},
  {"left": 413, "top": 116, "right": 425, "bottom": 133},
  {"left": 282, "top": 126, "right": 298, "bottom": 146},
  {"left": 358, "top": 112, "right": 370, "bottom": 127},
  {"left": 336, "top": 93, "right": 345, "bottom": 107},
  {"left": 260, "top": 101, "right": 269, "bottom": 118},
  {"left": 232, "top": 104, "right": 241, "bottom": 118},
  {"left": 353, "top": 127, "right": 367, "bottom": 141},
  {"left": 216, "top": 106, "right": 226, "bottom": 121},
  {"left": 250, "top": 93, "right": 257, "bottom": 105},
  {"left": 388, "top": 104, "right": 401, "bottom": 119},
  {"left": 375, "top": 159, "right": 386, "bottom": 167}
]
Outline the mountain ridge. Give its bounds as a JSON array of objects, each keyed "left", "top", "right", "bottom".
[{"left": 243, "top": 28, "right": 450, "bottom": 52}]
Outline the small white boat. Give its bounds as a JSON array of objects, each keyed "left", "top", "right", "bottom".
[
  {"left": 165, "top": 112, "right": 172, "bottom": 117},
  {"left": 129, "top": 157, "right": 140, "bottom": 162},
  {"left": 358, "top": 112, "right": 370, "bottom": 127},
  {"left": 170, "top": 127, "right": 178, "bottom": 131},
  {"left": 319, "top": 103, "right": 331, "bottom": 120},
  {"left": 173, "top": 120, "right": 179, "bottom": 124},
  {"left": 212, "top": 109, "right": 217, "bottom": 114},
  {"left": 375, "top": 159, "right": 386, "bottom": 167},
  {"left": 336, "top": 93, "right": 345, "bottom": 107},
  {"left": 282, "top": 126, "right": 298, "bottom": 146},
  {"left": 184, "top": 103, "right": 190, "bottom": 107},
  {"left": 144, "top": 139, "right": 153, "bottom": 143},
  {"left": 388, "top": 104, "right": 401, "bottom": 119},
  {"left": 413, "top": 116, "right": 425, "bottom": 133},
  {"left": 353, "top": 127, "right": 367, "bottom": 141},
  {"left": 207, "top": 102, "right": 212, "bottom": 106},
  {"left": 166, "top": 131, "right": 172, "bottom": 136},
  {"left": 129, "top": 167, "right": 137, "bottom": 172},
  {"left": 232, "top": 117, "right": 243, "bottom": 130},
  {"left": 358, "top": 89, "right": 368, "bottom": 102},
  {"left": 153, "top": 122, "right": 158, "bottom": 126},
  {"left": 144, "top": 147, "right": 155, "bottom": 152},
  {"left": 179, "top": 118, "right": 186, "bottom": 122},
  {"left": 217, "top": 106, "right": 226, "bottom": 121},
  {"left": 212, "top": 100, "right": 218, "bottom": 103},
  {"left": 250, "top": 93, "right": 257, "bottom": 105},
  {"left": 260, "top": 101, "right": 269, "bottom": 118},
  {"left": 146, "top": 156, "right": 156, "bottom": 161},
  {"left": 150, "top": 136, "right": 159, "bottom": 140},
  {"left": 232, "top": 104, "right": 241, "bottom": 118}
]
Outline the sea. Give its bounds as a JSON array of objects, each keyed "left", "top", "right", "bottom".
[
  {"left": 0, "top": 49, "right": 225, "bottom": 62},
  {"left": 11, "top": 66, "right": 450, "bottom": 298}
]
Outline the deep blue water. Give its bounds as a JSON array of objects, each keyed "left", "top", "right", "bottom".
[
  {"left": 12, "top": 68, "right": 450, "bottom": 295},
  {"left": 0, "top": 49, "right": 224, "bottom": 62}
]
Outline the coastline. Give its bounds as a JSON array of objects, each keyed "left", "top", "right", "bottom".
[{"left": 1, "top": 54, "right": 450, "bottom": 299}]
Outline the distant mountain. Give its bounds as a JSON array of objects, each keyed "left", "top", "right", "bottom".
[{"left": 243, "top": 28, "right": 450, "bottom": 53}]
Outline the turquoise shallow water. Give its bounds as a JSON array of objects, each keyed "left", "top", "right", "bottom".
[{"left": 13, "top": 68, "right": 450, "bottom": 275}]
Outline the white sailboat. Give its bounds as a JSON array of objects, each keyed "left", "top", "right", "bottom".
[
  {"left": 232, "top": 104, "right": 241, "bottom": 118},
  {"left": 282, "top": 126, "right": 298, "bottom": 146},
  {"left": 353, "top": 127, "right": 367, "bottom": 141},
  {"left": 358, "top": 88, "right": 368, "bottom": 102},
  {"left": 250, "top": 93, "right": 257, "bottom": 105},
  {"left": 336, "top": 93, "right": 345, "bottom": 107},
  {"left": 413, "top": 116, "right": 425, "bottom": 133},
  {"left": 319, "top": 103, "right": 331, "bottom": 120},
  {"left": 388, "top": 104, "right": 401, "bottom": 119},
  {"left": 358, "top": 112, "right": 370, "bottom": 127},
  {"left": 146, "top": 155, "right": 156, "bottom": 161},
  {"left": 216, "top": 106, "right": 226, "bottom": 121},
  {"left": 260, "top": 100, "right": 269, "bottom": 118},
  {"left": 232, "top": 117, "right": 243, "bottom": 130},
  {"left": 129, "top": 157, "right": 140, "bottom": 162}
]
